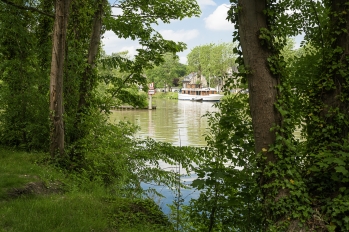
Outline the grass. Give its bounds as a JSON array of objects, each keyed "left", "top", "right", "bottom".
[
  {"left": 152, "top": 92, "right": 178, "bottom": 99},
  {"left": 0, "top": 147, "right": 174, "bottom": 232},
  {"left": 0, "top": 149, "right": 60, "bottom": 200},
  {"left": 0, "top": 194, "right": 109, "bottom": 232}
]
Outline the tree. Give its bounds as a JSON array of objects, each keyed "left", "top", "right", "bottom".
[
  {"left": 64, "top": 0, "right": 108, "bottom": 155},
  {"left": 0, "top": 1, "right": 52, "bottom": 151},
  {"left": 96, "top": 51, "right": 148, "bottom": 111},
  {"left": 237, "top": 0, "right": 281, "bottom": 171},
  {"left": 227, "top": 0, "right": 349, "bottom": 230},
  {"left": 187, "top": 46, "right": 202, "bottom": 79},
  {"left": 0, "top": 0, "right": 200, "bottom": 160},
  {"left": 49, "top": 0, "right": 71, "bottom": 157},
  {"left": 187, "top": 43, "right": 236, "bottom": 88},
  {"left": 297, "top": 1, "right": 349, "bottom": 230},
  {"left": 145, "top": 53, "right": 186, "bottom": 91},
  {"left": 229, "top": 1, "right": 298, "bottom": 230}
]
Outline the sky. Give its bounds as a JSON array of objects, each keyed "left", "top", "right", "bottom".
[{"left": 102, "top": 0, "right": 235, "bottom": 64}]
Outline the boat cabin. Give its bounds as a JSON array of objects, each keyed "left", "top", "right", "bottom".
[{"left": 181, "top": 83, "right": 218, "bottom": 96}]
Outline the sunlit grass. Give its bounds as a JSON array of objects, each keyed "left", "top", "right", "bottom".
[
  {"left": 0, "top": 194, "right": 109, "bottom": 232},
  {"left": 0, "top": 148, "right": 58, "bottom": 200},
  {"left": 0, "top": 147, "right": 174, "bottom": 232},
  {"left": 152, "top": 92, "right": 178, "bottom": 99}
]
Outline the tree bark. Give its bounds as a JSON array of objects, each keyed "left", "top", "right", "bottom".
[
  {"left": 237, "top": 0, "right": 292, "bottom": 229},
  {"left": 238, "top": 0, "right": 280, "bottom": 163},
  {"left": 49, "top": 0, "right": 71, "bottom": 157},
  {"left": 67, "top": 0, "right": 105, "bottom": 149},
  {"left": 78, "top": 0, "right": 105, "bottom": 111},
  {"left": 236, "top": 0, "right": 349, "bottom": 229}
]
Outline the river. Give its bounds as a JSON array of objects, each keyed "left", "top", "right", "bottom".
[
  {"left": 110, "top": 99, "right": 220, "bottom": 214},
  {"left": 110, "top": 99, "right": 220, "bottom": 147}
]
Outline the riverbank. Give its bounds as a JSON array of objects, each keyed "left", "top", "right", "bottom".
[
  {"left": 152, "top": 92, "right": 178, "bottom": 99},
  {"left": 0, "top": 147, "right": 174, "bottom": 232},
  {"left": 111, "top": 105, "right": 157, "bottom": 110}
]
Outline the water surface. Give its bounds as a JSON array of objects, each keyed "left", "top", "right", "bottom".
[
  {"left": 110, "top": 99, "right": 220, "bottom": 214},
  {"left": 110, "top": 99, "right": 219, "bottom": 147}
]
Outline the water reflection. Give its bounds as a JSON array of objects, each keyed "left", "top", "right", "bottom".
[
  {"left": 110, "top": 99, "right": 219, "bottom": 214},
  {"left": 110, "top": 99, "right": 219, "bottom": 147}
]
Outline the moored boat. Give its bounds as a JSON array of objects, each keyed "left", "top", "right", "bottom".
[
  {"left": 178, "top": 72, "right": 223, "bottom": 102},
  {"left": 179, "top": 83, "right": 223, "bottom": 102},
  {"left": 178, "top": 87, "right": 223, "bottom": 101}
]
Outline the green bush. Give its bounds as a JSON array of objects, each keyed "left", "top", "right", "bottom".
[
  {"left": 110, "top": 198, "right": 173, "bottom": 231},
  {"left": 0, "top": 147, "right": 176, "bottom": 232}
]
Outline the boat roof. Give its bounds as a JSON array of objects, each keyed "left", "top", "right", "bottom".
[{"left": 182, "top": 87, "right": 216, "bottom": 90}]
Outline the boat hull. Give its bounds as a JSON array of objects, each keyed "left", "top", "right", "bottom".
[{"left": 178, "top": 93, "right": 223, "bottom": 102}]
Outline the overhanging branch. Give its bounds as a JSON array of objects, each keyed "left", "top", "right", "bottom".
[{"left": 0, "top": 0, "right": 54, "bottom": 18}]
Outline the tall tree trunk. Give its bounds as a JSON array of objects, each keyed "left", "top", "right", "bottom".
[
  {"left": 238, "top": 0, "right": 281, "bottom": 161},
  {"left": 49, "top": 0, "right": 71, "bottom": 157},
  {"left": 78, "top": 0, "right": 105, "bottom": 111},
  {"left": 237, "top": 0, "right": 299, "bottom": 229},
  {"left": 66, "top": 0, "right": 105, "bottom": 156}
]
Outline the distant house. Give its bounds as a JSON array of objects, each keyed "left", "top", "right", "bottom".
[
  {"left": 182, "top": 65, "right": 241, "bottom": 94},
  {"left": 182, "top": 72, "right": 208, "bottom": 87}
]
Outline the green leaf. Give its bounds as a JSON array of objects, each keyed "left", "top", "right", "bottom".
[
  {"left": 335, "top": 166, "right": 348, "bottom": 175},
  {"left": 191, "top": 179, "right": 205, "bottom": 189}
]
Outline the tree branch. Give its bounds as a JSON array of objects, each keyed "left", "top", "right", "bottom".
[
  {"left": 0, "top": 0, "right": 54, "bottom": 18},
  {"left": 111, "top": 14, "right": 156, "bottom": 19},
  {"left": 99, "top": 73, "right": 134, "bottom": 113}
]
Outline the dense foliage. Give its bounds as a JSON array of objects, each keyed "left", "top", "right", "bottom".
[
  {"left": 217, "top": 0, "right": 349, "bottom": 231},
  {"left": 0, "top": 0, "right": 201, "bottom": 229},
  {"left": 145, "top": 53, "right": 186, "bottom": 91},
  {"left": 186, "top": 43, "right": 236, "bottom": 88},
  {"left": 0, "top": 148, "right": 178, "bottom": 232},
  {"left": 167, "top": 1, "right": 349, "bottom": 231},
  {"left": 0, "top": 0, "right": 200, "bottom": 154},
  {"left": 0, "top": 1, "right": 51, "bottom": 150},
  {"left": 2, "top": 0, "right": 349, "bottom": 231}
]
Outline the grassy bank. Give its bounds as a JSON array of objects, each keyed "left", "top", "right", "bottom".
[
  {"left": 152, "top": 92, "right": 178, "bottom": 99},
  {"left": 0, "top": 148, "right": 173, "bottom": 232}
]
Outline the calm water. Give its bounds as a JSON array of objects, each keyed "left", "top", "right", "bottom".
[
  {"left": 110, "top": 99, "right": 220, "bottom": 214},
  {"left": 110, "top": 99, "right": 302, "bottom": 215},
  {"left": 110, "top": 99, "right": 219, "bottom": 147}
]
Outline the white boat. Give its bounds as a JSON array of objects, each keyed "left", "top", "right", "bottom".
[
  {"left": 178, "top": 72, "right": 223, "bottom": 102},
  {"left": 178, "top": 86, "right": 223, "bottom": 102}
]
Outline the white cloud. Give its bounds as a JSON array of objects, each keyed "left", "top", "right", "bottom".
[
  {"left": 197, "top": 0, "right": 216, "bottom": 7},
  {"left": 204, "top": 4, "right": 234, "bottom": 31},
  {"left": 118, "top": 45, "right": 140, "bottom": 57},
  {"left": 179, "top": 56, "right": 187, "bottom": 64},
  {"left": 111, "top": 7, "right": 123, "bottom": 16},
  {"left": 102, "top": 29, "right": 199, "bottom": 57},
  {"left": 102, "top": 30, "right": 141, "bottom": 56},
  {"left": 159, "top": 29, "right": 199, "bottom": 42}
]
